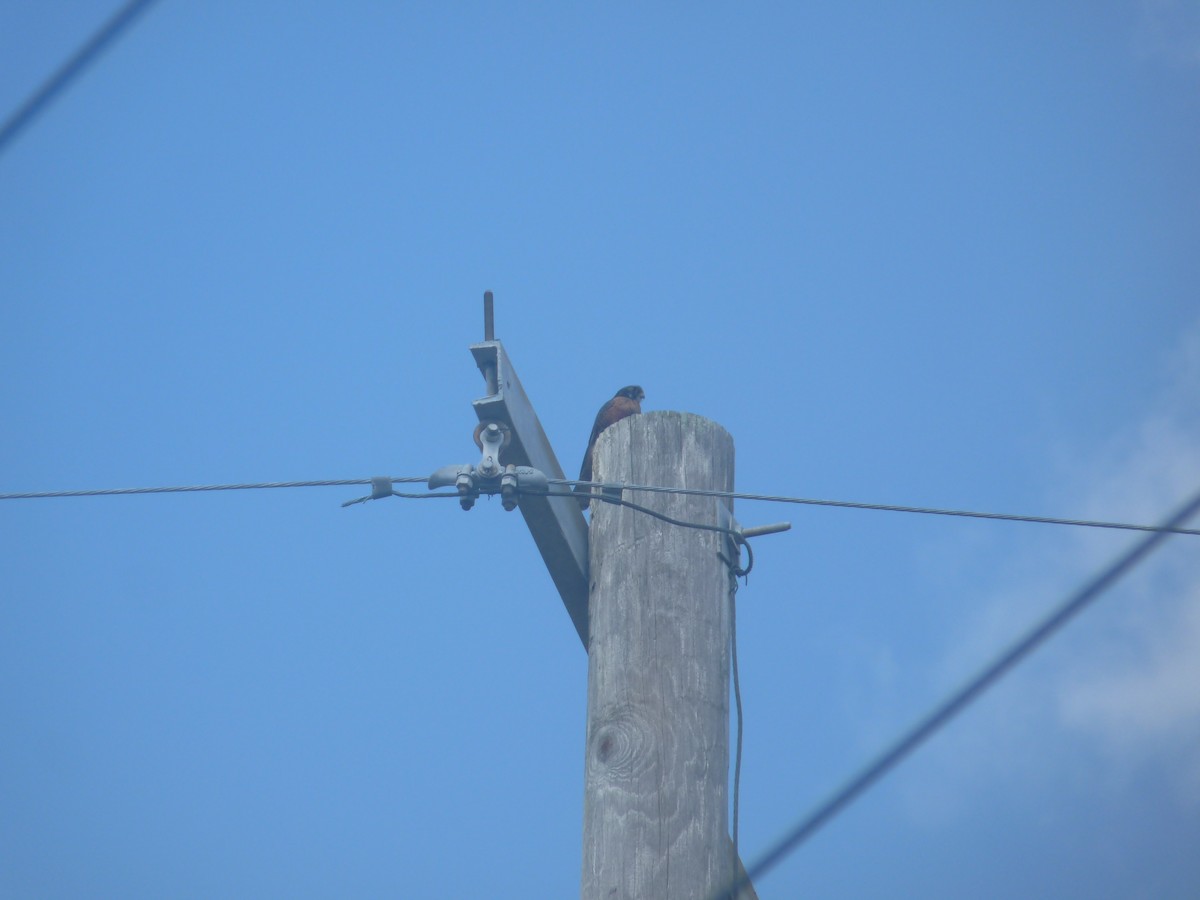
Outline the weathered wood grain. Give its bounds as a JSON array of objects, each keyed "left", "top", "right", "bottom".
[{"left": 581, "top": 411, "right": 738, "bottom": 900}]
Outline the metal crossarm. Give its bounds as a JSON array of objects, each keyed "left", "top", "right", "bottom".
[{"left": 470, "top": 339, "right": 591, "bottom": 647}]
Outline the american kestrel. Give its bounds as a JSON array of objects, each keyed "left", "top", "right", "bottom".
[{"left": 575, "top": 385, "right": 644, "bottom": 509}]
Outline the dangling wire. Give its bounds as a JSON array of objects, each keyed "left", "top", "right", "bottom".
[
  {"left": 728, "top": 559, "right": 744, "bottom": 894},
  {"left": 717, "top": 535, "right": 750, "bottom": 898}
]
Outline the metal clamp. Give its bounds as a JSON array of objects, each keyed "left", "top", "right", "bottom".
[
  {"left": 473, "top": 420, "right": 511, "bottom": 478},
  {"left": 427, "top": 462, "right": 549, "bottom": 512},
  {"left": 341, "top": 476, "right": 403, "bottom": 507},
  {"left": 500, "top": 465, "right": 519, "bottom": 511}
]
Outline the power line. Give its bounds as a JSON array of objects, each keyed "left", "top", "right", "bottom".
[
  {"left": 555, "top": 479, "right": 1200, "bottom": 538},
  {"left": 0, "top": 0, "right": 161, "bottom": 156},
  {"left": 714, "top": 483, "right": 1200, "bottom": 899},
  {"left": 0, "top": 477, "right": 426, "bottom": 501},
  {"left": 8, "top": 474, "right": 1198, "bottom": 543}
]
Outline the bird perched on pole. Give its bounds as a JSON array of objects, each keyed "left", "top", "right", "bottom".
[{"left": 575, "top": 385, "right": 645, "bottom": 510}]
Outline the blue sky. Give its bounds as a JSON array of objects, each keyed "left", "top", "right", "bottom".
[{"left": 2, "top": 2, "right": 1198, "bottom": 897}]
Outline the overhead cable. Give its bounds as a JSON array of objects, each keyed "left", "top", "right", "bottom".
[
  {"left": 8, "top": 474, "right": 1198, "bottom": 543},
  {"left": 0, "top": 0, "right": 161, "bottom": 155},
  {"left": 555, "top": 479, "right": 1200, "bottom": 538},
  {"left": 0, "top": 476, "right": 426, "bottom": 501}
]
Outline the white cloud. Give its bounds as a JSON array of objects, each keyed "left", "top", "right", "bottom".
[
  {"left": 1052, "top": 334, "right": 1200, "bottom": 801},
  {"left": 1058, "top": 579, "right": 1200, "bottom": 743},
  {"left": 902, "top": 319, "right": 1200, "bottom": 819}
]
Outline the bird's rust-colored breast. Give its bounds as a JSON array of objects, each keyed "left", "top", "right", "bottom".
[{"left": 576, "top": 386, "right": 644, "bottom": 509}]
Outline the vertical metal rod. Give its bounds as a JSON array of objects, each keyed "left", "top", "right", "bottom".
[{"left": 483, "top": 291, "right": 498, "bottom": 395}]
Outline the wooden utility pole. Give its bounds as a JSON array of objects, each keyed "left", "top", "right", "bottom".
[
  {"left": 464, "top": 296, "right": 755, "bottom": 897},
  {"left": 581, "top": 411, "right": 739, "bottom": 900}
]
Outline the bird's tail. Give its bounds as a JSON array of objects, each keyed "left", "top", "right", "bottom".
[{"left": 572, "top": 480, "right": 591, "bottom": 510}]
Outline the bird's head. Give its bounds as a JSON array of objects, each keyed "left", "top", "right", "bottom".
[{"left": 616, "top": 385, "right": 645, "bottom": 402}]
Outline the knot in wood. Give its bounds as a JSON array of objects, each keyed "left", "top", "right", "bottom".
[{"left": 587, "top": 704, "right": 660, "bottom": 782}]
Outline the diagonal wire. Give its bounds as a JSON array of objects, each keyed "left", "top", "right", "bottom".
[
  {"left": 553, "top": 479, "right": 1200, "bottom": 538},
  {"left": 0, "top": 0, "right": 161, "bottom": 155},
  {"left": 714, "top": 483, "right": 1200, "bottom": 899}
]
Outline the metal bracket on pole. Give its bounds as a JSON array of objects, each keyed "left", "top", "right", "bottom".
[
  {"left": 718, "top": 501, "right": 791, "bottom": 580},
  {"left": 468, "top": 301, "right": 591, "bottom": 647}
]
